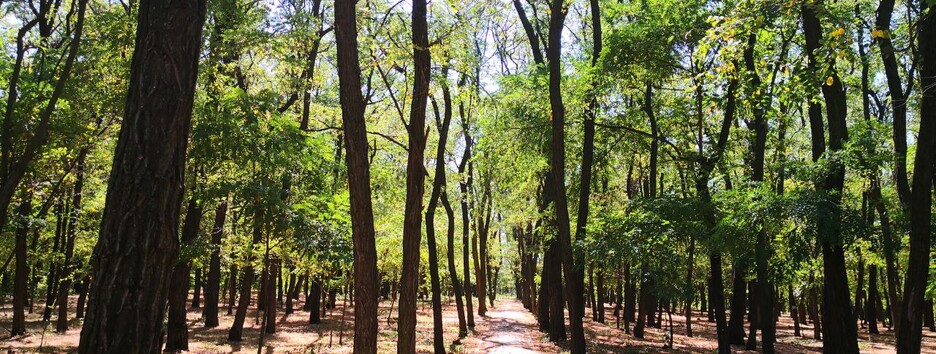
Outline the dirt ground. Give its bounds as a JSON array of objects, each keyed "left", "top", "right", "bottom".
[{"left": 1, "top": 294, "right": 935, "bottom": 353}]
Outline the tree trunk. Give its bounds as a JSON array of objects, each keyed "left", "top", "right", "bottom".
[
  {"left": 790, "top": 283, "right": 801, "bottom": 337},
  {"left": 596, "top": 268, "right": 605, "bottom": 323},
  {"left": 192, "top": 268, "right": 202, "bottom": 309},
  {"left": 57, "top": 161, "right": 84, "bottom": 333},
  {"left": 743, "top": 31, "right": 775, "bottom": 353},
  {"left": 545, "top": 1, "right": 584, "bottom": 351},
  {"left": 425, "top": 72, "right": 455, "bottom": 350},
  {"left": 397, "top": 0, "right": 430, "bottom": 349},
  {"left": 166, "top": 198, "right": 203, "bottom": 352},
  {"left": 76, "top": 272, "right": 90, "bottom": 319},
  {"left": 227, "top": 264, "right": 237, "bottom": 315},
  {"left": 685, "top": 234, "right": 696, "bottom": 336},
  {"left": 44, "top": 201, "right": 66, "bottom": 322},
  {"left": 867, "top": 264, "right": 880, "bottom": 334},
  {"left": 310, "top": 280, "right": 322, "bottom": 324},
  {"left": 77, "top": 0, "right": 206, "bottom": 351},
  {"left": 634, "top": 263, "right": 652, "bottom": 338},
  {"left": 228, "top": 208, "right": 264, "bottom": 341},
  {"left": 801, "top": 3, "right": 858, "bottom": 351},
  {"left": 896, "top": 3, "right": 936, "bottom": 351},
  {"left": 728, "top": 261, "right": 747, "bottom": 344},
  {"left": 334, "top": 0, "right": 380, "bottom": 350},
  {"left": 264, "top": 258, "right": 276, "bottom": 334},
  {"left": 442, "top": 191, "right": 467, "bottom": 337},
  {"left": 11, "top": 195, "right": 31, "bottom": 336},
  {"left": 746, "top": 281, "right": 758, "bottom": 350},
  {"left": 545, "top": 240, "right": 566, "bottom": 342},
  {"left": 204, "top": 198, "right": 228, "bottom": 327},
  {"left": 285, "top": 272, "right": 296, "bottom": 314}
]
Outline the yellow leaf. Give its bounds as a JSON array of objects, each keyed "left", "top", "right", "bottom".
[
  {"left": 871, "top": 28, "right": 890, "bottom": 39},
  {"left": 825, "top": 76, "right": 835, "bottom": 86}
]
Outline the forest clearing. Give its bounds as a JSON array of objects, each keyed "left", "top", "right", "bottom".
[{"left": 1, "top": 0, "right": 936, "bottom": 353}]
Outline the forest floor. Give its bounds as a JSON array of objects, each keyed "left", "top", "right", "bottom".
[{"left": 0, "top": 294, "right": 935, "bottom": 353}]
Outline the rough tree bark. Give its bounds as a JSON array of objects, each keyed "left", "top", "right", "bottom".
[{"left": 76, "top": 0, "right": 206, "bottom": 351}]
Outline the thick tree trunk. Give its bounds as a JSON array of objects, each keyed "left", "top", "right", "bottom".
[
  {"left": 77, "top": 1, "right": 204, "bottom": 351},
  {"left": 334, "top": 0, "right": 380, "bottom": 350}
]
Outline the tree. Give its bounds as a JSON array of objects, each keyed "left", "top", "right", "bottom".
[
  {"left": 335, "top": 0, "right": 380, "bottom": 351},
  {"left": 397, "top": 0, "right": 430, "bottom": 349},
  {"left": 545, "top": 0, "right": 586, "bottom": 351},
  {"left": 77, "top": 0, "right": 207, "bottom": 351},
  {"left": 801, "top": 1, "right": 859, "bottom": 351},
  {"left": 895, "top": 2, "right": 936, "bottom": 352}
]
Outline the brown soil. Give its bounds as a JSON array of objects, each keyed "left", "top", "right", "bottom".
[{"left": 1, "top": 295, "right": 934, "bottom": 353}]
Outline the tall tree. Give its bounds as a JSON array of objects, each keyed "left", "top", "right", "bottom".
[
  {"left": 801, "top": 2, "right": 859, "bottom": 352},
  {"left": 77, "top": 0, "right": 207, "bottom": 351},
  {"left": 398, "top": 0, "right": 430, "bottom": 349},
  {"left": 426, "top": 78, "right": 456, "bottom": 350},
  {"left": 334, "top": 0, "right": 380, "bottom": 351},
  {"left": 895, "top": 2, "right": 936, "bottom": 352},
  {"left": 545, "top": 0, "right": 585, "bottom": 351}
]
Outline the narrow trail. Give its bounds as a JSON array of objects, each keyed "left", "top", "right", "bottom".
[{"left": 464, "top": 299, "right": 559, "bottom": 353}]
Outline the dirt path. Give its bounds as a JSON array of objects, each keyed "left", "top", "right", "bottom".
[{"left": 463, "top": 300, "right": 559, "bottom": 353}]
